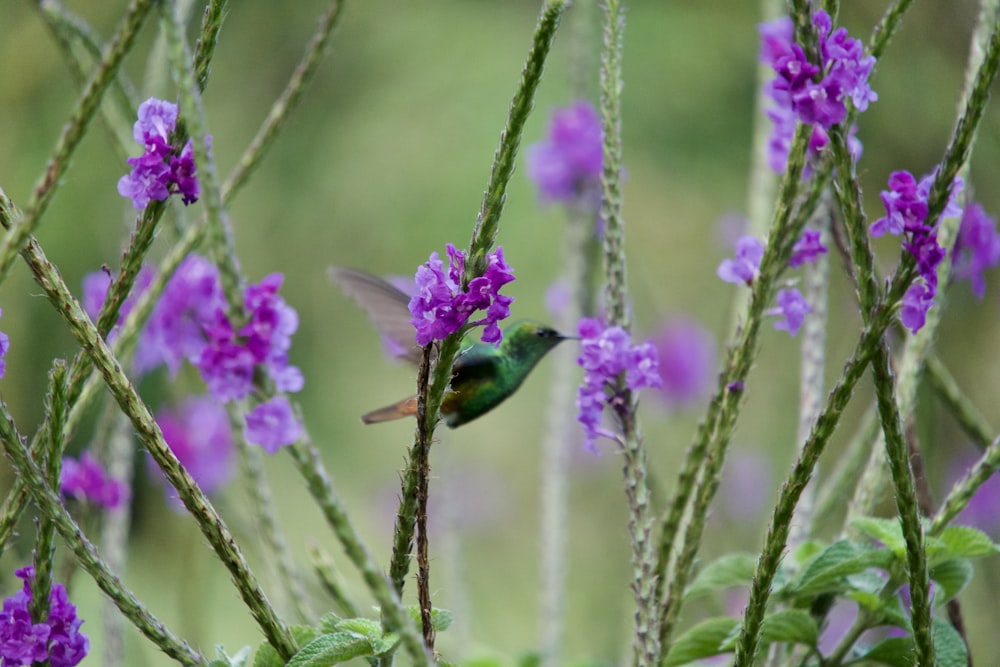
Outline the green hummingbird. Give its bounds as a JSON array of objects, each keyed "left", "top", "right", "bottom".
[{"left": 329, "top": 267, "right": 570, "bottom": 427}]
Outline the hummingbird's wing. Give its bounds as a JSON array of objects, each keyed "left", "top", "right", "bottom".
[{"left": 328, "top": 267, "right": 423, "bottom": 365}]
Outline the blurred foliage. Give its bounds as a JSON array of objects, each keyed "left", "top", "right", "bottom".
[{"left": 1, "top": 1, "right": 999, "bottom": 664}]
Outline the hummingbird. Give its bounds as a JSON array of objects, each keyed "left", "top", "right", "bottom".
[{"left": 329, "top": 267, "right": 570, "bottom": 427}]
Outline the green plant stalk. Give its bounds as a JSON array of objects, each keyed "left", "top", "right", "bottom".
[
  {"left": 658, "top": 122, "right": 813, "bottom": 655},
  {"left": 930, "top": 434, "right": 1000, "bottom": 535},
  {"left": 868, "top": 0, "right": 915, "bottom": 62},
  {"left": 159, "top": 2, "right": 242, "bottom": 302},
  {"left": 924, "top": 355, "right": 993, "bottom": 450},
  {"left": 37, "top": 0, "right": 138, "bottom": 162},
  {"left": 869, "top": 343, "right": 934, "bottom": 666},
  {"left": 596, "top": 1, "right": 659, "bottom": 665},
  {"left": 0, "top": 402, "right": 206, "bottom": 666},
  {"left": 11, "top": 225, "right": 297, "bottom": 660},
  {"left": 0, "top": 0, "right": 153, "bottom": 285},
  {"left": 414, "top": 344, "right": 436, "bottom": 650},
  {"left": 733, "top": 301, "right": 900, "bottom": 666},
  {"left": 287, "top": 439, "right": 433, "bottom": 667},
  {"left": 222, "top": 0, "right": 344, "bottom": 200},
  {"left": 307, "top": 544, "right": 361, "bottom": 618},
  {"left": 193, "top": 0, "right": 229, "bottom": 90},
  {"left": 29, "top": 362, "right": 68, "bottom": 625},
  {"left": 234, "top": 409, "right": 314, "bottom": 623}
]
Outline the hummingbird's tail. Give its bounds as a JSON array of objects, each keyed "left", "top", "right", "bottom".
[{"left": 361, "top": 396, "right": 418, "bottom": 424}]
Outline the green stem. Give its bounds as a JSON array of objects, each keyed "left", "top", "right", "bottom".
[
  {"left": 0, "top": 0, "right": 153, "bottom": 285},
  {"left": 930, "top": 434, "right": 1000, "bottom": 535},
  {"left": 0, "top": 402, "right": 206, "bottom": 666}
]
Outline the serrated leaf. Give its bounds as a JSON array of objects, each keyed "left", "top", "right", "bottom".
[
  {"left": 935, "top": 525, "right": 1000, "bottom": 561},
  {"left": 933, "top": 616, "right": 970, "bottom": 667},
  {"left": 286, "top": 632, "right": 375, "bottom": 667},
  {"left": 663, "top": 617, "right": 740, "bottom": 666},
  {"left": 848, "top": 589, "right": 882, "bottom": 611},
  {"left": 406, "top": 605, "right": 454, "bottom": 632},
  {"left": 790, "top": 539, "right": 825, "bottom": 566},
  {"left": 253, "top": 626, "right": 320, "bottom": 667},
  {"left": 851, "top": 517, "right": 906, "bottom": 553},
  {"left": 759, "top": 609, "right": 818, "bottom": 647},
  {"left": 373, "top": 632, "right": 399, "bottom": 656},
  {"left": 684, "top": 553, "right": 757, "bottom": 600},
  {"left": 789, "top": 540, "right": 895, "bottom": 597},
  {"left": 317, "top": 612, "right": 341, "bottom": 634},
  {"left": 859, "top": 637, "right": 915, "bottom": 667},
  {"left": 334, "top": 617, "right": 382, "bottom": 640},
  {"left": 870, "top": 594, "right": 910, "bottom": 631},
  {"left": 930, "top": 558, "right": 974, "bottom": 606}
]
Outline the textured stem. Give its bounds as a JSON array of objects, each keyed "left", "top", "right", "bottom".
[{"left": 931, "top": 434, "right": 1000, "bottom": 535}]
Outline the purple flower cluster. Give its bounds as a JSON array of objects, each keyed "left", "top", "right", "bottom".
[
  {"left": 759, "top": 12, "right": 875, "bottom": 172},
  {"left": 652, "top": 317, "right": 716, "bottom": 410},
  {"left": 154, "top": 395, "right": 235, "bottom": 504},
  {"left": 83, "top": 254, "right": 304, "bottom": 453},
  {"left": 717, "top": 230, "right": 826, "bottom": 337},
  {"left": 575, "top": 318, "right": 661, "bottom": 452},
  {"left": 527, "top": 100, "right": 603, "bottom": 207},
  {"left": 952, "top": 202, "right": 1000, "bottom": 299},
  {"left": 409, "top": 244, "right": 515, "bottom": 346},
  {"left": 117, "top": 98, "right": 203, "bottom": 210},
  {"left": 0, "top": 567, "right": 88, "bottom": 667},
  {"left": 869, "top": 170, "right": 964, "bottom": 333},
  {"left": 60, "top": 452, "right": 128, "bottom": 509},
  {"left": 0, "top": 308, "right": 8, "bottom": 379}
]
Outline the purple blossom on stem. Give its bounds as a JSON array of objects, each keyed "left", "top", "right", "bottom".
[
  {"left": 652, "top": 316, "right": 716, "bottom": 409},
  {"left": 788, "top": 228, "right": 828, "bottom": 267},
  {"left": 900, "top": 281, "right": 934, "bottom": 334},
  {"left": 244, "top": 396, "right": 302, "bottom": 454},
  {"left": 526, "top": 100, "right": 603, "bottom": 206},
  {"left": 0, "top": 567, "right": 88, "bottom": 667},
  {"left": 767, "top": 288, "right": 812, "bottom": 336},
  {"left": 0, "top": 308, "right": 8, "bottom": 379},
  {"left": 575, "top": 318, "right": 661, "bottom": 452},
  {"left": 870, "top": 171, "right": 927, "bottom": 237},
  {"left": 408, "top": 244, "right": 515, "bottom": 347},
  {"left": 717, "top": 236, "right": 764, "bottom": 286},
  {"left": 118, "top": 97, "right": 206, "bottom": 209},
  {"left": 154, "top": 396, "right": 235, "bottom": 503},
  {"left": 952, "top": 202, "right": 1000, "bottom": 299},
  {"left": 59, "top": 452, "right": 128, "bottom": 510},
  {"left": 759, "top": 12, "right": 874, "bottom": 173}
]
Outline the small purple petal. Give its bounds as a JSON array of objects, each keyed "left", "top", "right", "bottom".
[
  {"left": 767, "top": 288, "right": 812, "bottom": 336},
  {"left": 244, "top": 396, "right": 302, "bottom": 454}
]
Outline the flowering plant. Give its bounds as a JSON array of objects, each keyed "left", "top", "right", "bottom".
[{"left": 2, "top": 3, "right": 1000, "bottom": 667}]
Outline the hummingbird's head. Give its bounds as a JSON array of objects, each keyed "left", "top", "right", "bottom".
[{"left": 503, "top": 320, "right": 572, "bottom": 361}]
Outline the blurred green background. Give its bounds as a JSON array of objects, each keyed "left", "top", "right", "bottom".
[{"left": 2, "top": 1, "right": 1000, "bottom": 664}]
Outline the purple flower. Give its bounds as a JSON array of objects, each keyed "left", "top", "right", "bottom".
[
  {"left": 759, "top": 11, "right": 874, "bottom": 173},
  {"left": 526, "top": 100, "right": 603, "bottom": 206},
  {"left": 118, "top": 97, "right": 204, "bottom": 209},
  {"left": 717, "top": 236, "right": 764, "bottom": 285},
  {"left": 240, "top": 274, "right": 304, "bottom": 392},
  {"left": 244, "top": 396, "right": 302, "bottom": 454},
  {"left": 0, "top": 308, "right": 8, "bottom": 380},
  {"left": 408, "top": 244, "right": 515, "bottom": 347},
  {"left": 197, "top": 314, "right": 258, "bottom": 402},
  {"left": 952, "top": 202, "right": 1000, "bottom": 299},
  {"left": 143, "top": 254, "right": 227, "bottom": 376},
  {"left": 788, "top": 228, "right": 828, "bottom": 267},
  {"left": 154, "top": 395, "right": 235, "bottom": 502},
  {"left": 575, "top": 318, "right": 661, "bottom": 452},
  {"left": 870, "top": 171, "right": 927, "bottom": 237},
  {"left": 902, "top": 229, "right": 945, "bottom": 289},
  {"left": 0, "top": 567, "right": 88, "bottom": 667},
  {"left": 652, "top": 317, "right": 716, "bottom": 409},
  {"left": 59, "top": 452, "right": 128, "bottom": 509},
  {"left": 767, "top": 288, "right": 811, "bottom": 336},
  {"left": 900, "top": 281, "right": 934, "bottom": 333}
]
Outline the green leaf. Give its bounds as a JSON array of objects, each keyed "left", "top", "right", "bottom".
[
  {"left": 373, "top": 632, "right": 399, "bottom": 656},
  {"left": 286, "top": 632, "right": 375, "bottom": 667},
  {"left": 684, "top": 553, "right": 757, "bottom": 600},
  {"left": 935, "top": 525, "right": 1000, "bottom": 561},
  {"left": 334, "top": 617, "right": 382, "bottom": 640},
  {"left": 788, "top": 540, "right": 894, "bottom": 597},
  {"left": 859, "top": 637, "right": 915, "bottom": 667},
  {"left": 663, "top": 617, "right": 740, "bottom": 666},
  {"left": 851, "top": 517, "right": 905, "bottom": 553},
  {"left": 406, "top": 605, "right": 454, "bottom": 632},
  {"left": 210, "top": 646, "right": 251, "bottom": 667},
  {"left": 870, "top": 594, "right": 910, "bottom": 630},
  {"left": 933, "top": 616, "right": 970, "bottom": 667},
  {"left": 253, "top": 626, "right": 320, "bottom": 667},
  {"left": 759, "top": 609, "right": 818, "bottom": 647},
  {"left": 930, "top": 558, "right": 974, "bottom": 606},
  {"left": 317, "top": 612, "right": 341, "bottom": 635}
]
